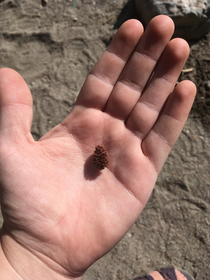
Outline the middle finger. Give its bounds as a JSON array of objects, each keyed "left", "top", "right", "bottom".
[{"left": 104, "top": 15, "right": 175, "bottom": 120}]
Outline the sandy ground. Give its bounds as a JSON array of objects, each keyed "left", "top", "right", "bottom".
[{"left": 0, "top": 1, "right": 210, "bottom": 279}]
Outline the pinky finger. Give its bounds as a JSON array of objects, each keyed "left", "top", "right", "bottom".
[{"left": 142, "top": 80, "right": 196, "bottom": 174}]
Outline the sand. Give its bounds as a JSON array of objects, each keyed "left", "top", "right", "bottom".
[{"left": 0, "top": 1, "right": 210, "bottom": 279}]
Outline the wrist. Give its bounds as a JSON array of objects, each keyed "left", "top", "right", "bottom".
[{"left": 0, "top": 228, "right": 83, "bottom": 280}]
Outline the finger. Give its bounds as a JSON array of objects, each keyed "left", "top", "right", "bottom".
[
  {"left": 142, "top": 80, "right": 196, "bottom": 173},
  {"left": 104, "top": 15, "right": 175, "bottom": 120},
  {"left": 0, "top": 68, "right": 33, "bottom": 141},
  {"left": 126, "top": 38, "right": 190, "bottom": 138},
  {"left": 75, "top": 19, "right": 144, "bottom": 110}
]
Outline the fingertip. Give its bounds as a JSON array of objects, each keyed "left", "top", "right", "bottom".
[
  {"left": 159, "top": 38, "right": 190, "bottom": 71},
  {"left": 120, "top": 19, "right": 144, "bottom": 39},
  {"left": 166, "top": 80, "right": 196, "bottom": 123},
  {"left": 0, "top": 68, "right": 33, "bottom": 138},
  {"left": 176, "top": 80, "right": 197, "bottom": 101},
  {"left": 108, "top": 19, "right": 144, "bottom": 54},
  {"left": 150, "top": 14, "right": 175, "bottom": 28},
  {"left": 137, "top": 15, "right": 175, "bottom": 60},
  {"left": 0, "top": 67, "right": 24, "bottom": 85},
  {"left": 170, "top": 37, "right": 190, "bottom": 60},
  {"left": 146, "top": 15, "right": 175, "bottom": 40},
  {"left": 0, "top": 68, "right": 32, "bottom": 107}
]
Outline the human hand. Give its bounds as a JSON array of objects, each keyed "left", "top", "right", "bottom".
[{"left": 0, "top": 16, "right": 196, "bottom": 280}]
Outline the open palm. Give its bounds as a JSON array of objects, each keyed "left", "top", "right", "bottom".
[{"left": 0, "top": 16, "right": 196, "bottom": 279}]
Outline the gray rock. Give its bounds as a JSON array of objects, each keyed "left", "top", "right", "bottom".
[{"left": 134, "top": 0, "right": 210, "bottom": 40}]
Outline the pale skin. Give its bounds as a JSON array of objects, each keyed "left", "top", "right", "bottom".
[{"left": 0, "top": 16, "right": 196, "bottom": 280}]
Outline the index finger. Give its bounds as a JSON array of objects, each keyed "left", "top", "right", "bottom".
[{"left": 75, "top": 19, "right": 144, "bottom": 110}]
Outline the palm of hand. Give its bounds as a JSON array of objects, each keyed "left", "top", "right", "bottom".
[
  {"left": 1, "top": 106, "right": 153, "bottom": 274},
  {"left": 0, "top": 16, "right": 195, "bottom": 278}
]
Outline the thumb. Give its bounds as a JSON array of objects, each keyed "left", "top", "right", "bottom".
[{"left": 0, "top": 68, "right": 33, "bottom": 141}]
